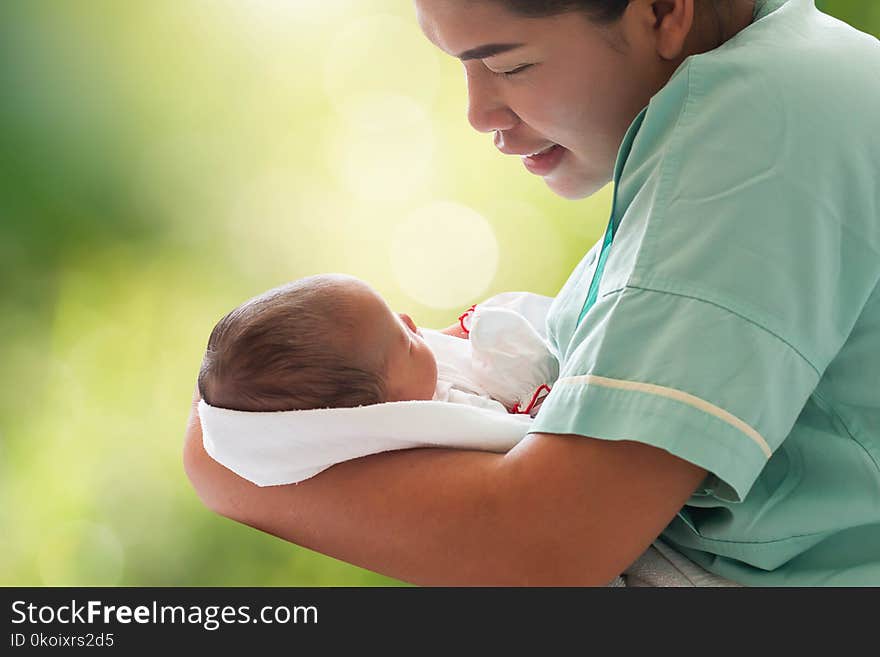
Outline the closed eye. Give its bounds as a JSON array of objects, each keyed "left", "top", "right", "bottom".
[{"left": 488, "top": 63, "right": 533, "bottom": 79}]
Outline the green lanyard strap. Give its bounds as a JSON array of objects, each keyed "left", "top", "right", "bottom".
[
  {"left": 576, "top": 213, "right": 616, "bottom": 328},
  {"left": 573, "top": 106, "right": 647, "bottom": 330}
]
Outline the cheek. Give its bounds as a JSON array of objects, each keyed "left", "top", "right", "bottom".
[
  {"left": 430, "top": 346, "right": 439, "bottom": 371},
  {"left": 424, "top": 347, "right": 438, "bottom": 383},
  {"left": 523, "top": 83, "right": 600, "bottom": 150},
  {"left": 549, "top": 60, "right": 628, "bottom": 140},
  {"left": 518, "top": 82, "right": 578, "bottom": 132}
]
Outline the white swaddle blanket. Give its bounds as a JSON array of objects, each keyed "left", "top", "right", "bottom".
[{"left": 200, "top": 292, "right": 556, "bottom": 487}]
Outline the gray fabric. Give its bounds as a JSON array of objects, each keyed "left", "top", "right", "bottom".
[{"left": 619, "top": 540, "right": 742, "bottom": 587}]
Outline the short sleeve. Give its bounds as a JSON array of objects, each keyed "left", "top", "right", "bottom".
[
  {"left": 530, "top": 53, "right": 879, "bottom": 503},
  {"left": 529, "top": 286, "right": 818, "bottom": 502}
]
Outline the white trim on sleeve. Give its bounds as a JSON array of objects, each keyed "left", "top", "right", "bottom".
[{"left": 554, "top": 374, "right": 773, "bottom": 459}]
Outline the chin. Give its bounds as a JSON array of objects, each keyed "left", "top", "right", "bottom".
[
  {"left": 544, "top": 176, "right": 605, "bottom": 200},
  {"left": 544, "top": 161, "right": 611, "bottom": 200}
]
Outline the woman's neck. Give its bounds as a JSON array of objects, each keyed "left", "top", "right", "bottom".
[{"left": 709, "top": 0, "right": 758, "bottom": 48}]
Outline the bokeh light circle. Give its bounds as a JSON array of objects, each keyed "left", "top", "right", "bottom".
[{"left": 390, "top": 202, "right": 498, "bottom": 309}]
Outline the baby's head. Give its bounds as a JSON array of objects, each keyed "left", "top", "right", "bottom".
[{"left": 198, "top": 274, "right": 438, "bottom": 412}]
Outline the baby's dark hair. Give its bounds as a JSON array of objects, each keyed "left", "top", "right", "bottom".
[{"left": 198, "top": 274, "right": 388, "bottom": 412}]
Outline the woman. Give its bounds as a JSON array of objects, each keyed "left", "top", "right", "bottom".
[{"left": 183, "top": 0, "right": 880, "bottom": 585}]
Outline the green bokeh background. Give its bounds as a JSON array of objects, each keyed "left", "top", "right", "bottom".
[{"left": 1, "top": 1, "right": 876, "bottom": 586}]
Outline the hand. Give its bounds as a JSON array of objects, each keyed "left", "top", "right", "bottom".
[
  {"left": 437, "top": 305, "right": 474, "bottom": 339},
  {"left": 439, "top": 322, "right": 469, "bottom": 339}
]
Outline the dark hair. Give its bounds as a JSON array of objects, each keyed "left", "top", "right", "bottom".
[
  {"left": 499, "top": 0, "right": 630, "bottom": 22},
  {"left": 198, "top": 275, "right": 388, "bottom": 412},
  {"left": 499, "top": 0, "right": 729, "bottom": 23}
]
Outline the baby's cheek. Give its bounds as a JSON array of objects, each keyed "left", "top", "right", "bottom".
[{"left": 423, "top": 351, "right": 439, "bottom": 398}]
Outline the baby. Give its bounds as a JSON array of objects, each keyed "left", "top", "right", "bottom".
[{"left": 198, "top": 273, "right": 557, "bottom": 416}]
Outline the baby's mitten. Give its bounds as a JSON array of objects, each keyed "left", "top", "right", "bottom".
[{"left": 469, "top": 306, "right": 559, "bottom": 415}]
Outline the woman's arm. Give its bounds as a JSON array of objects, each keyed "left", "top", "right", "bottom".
[{"left": 183, "top": 386, "right": 706, "bottom": 585}]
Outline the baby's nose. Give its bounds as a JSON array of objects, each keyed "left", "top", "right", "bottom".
[{"left": 399, "top": 312, "right": 417, "bottom": 332}]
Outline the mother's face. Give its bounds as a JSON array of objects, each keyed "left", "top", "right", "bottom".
[{"left": 414, "top": 0, "right": 670, "bottom": 199}]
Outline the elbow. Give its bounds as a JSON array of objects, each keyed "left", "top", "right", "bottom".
[
  {"left": 423, "top": 545, "right": 621, "bottom": 587},
  {"left": 500, "top": 546, "right": 625, "bottom": 587},
  {"left": 182, "top": 420, "right": 235, "bottom": 519},
  {"left": 484, "top": 460, "right": 629, "bottom": 586},
  {"left": 465, "top": 523, "right": 623, "bottom": 586},
  {"left": 182, "top": 386, "right": 226, "bottom": 515},
  {"left": 444, "top": 502, "right": 624, "bottom": 586},
  {"left": 183, "top": 439, "right": 221, "bottom": 516}
]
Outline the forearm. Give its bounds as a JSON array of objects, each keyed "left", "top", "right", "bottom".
[
  {"left": 253, "top": 447, "right": 511, "bottom": 585},
  {"left": 183, "top": 390, "right": 705, "bottom": 586}
]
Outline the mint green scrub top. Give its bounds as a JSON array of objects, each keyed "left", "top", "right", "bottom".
[{"left": 529, "top": 0, "right": 880, "bottom": 585}]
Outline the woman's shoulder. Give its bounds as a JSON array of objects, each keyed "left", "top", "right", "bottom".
[
  {"left": 643, "top": 1, "right": 879, "bottom": 136},
  {"left": 680, "top": 1, "right": 880, "bottom": 129},
  {"left": 626, "top": 1, "right": 880, "bottom": 209},
  {"left": 598, "top": 3, "right": 879, "bottom": 374}
]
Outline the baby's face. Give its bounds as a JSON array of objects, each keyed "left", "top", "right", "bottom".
[{"left": 347, "top": 280, "right": 438, "bottom": 402}]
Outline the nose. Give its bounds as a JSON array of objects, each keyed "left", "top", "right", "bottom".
[
  {"left": 465, "top": 67, "right": 519, "bottom": 134},
  {"left": 399, "top": 312, "right": 417, "bottom": 333}
]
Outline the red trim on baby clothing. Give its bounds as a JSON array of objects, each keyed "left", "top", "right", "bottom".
[
  {"left": 458, "top": 304, "right": 477, "bottom": 336},
  {"left": 511, "top": 384, "right": 552, "bottom": 416}
]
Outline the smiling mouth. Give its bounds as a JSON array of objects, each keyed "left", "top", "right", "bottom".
[
  {"left": 521, "top": 143, "right": 565, "bottom": 176},
  {"left": 524, "top": 144, "right": 557, "bottom": 157}
]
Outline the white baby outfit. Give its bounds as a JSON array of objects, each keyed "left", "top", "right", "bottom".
[{"left": 426, "top": 292, "right": 558, "bottom": 416}]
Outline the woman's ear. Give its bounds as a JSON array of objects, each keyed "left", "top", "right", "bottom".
[{"left": 651, "top": 0, "right": 696, "bottom": 60}]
